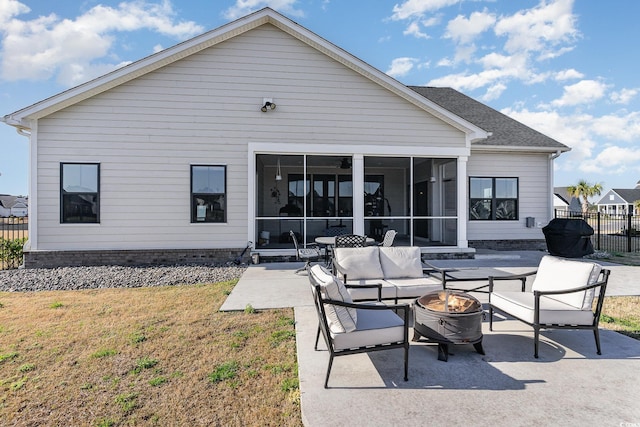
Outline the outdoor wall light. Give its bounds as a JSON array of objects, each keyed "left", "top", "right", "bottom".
[{"left": 261, "top": 100, "right": 276, "bottom": 112}]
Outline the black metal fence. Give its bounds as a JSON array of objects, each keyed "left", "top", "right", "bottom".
[
  {"left": 554, "top": 210, "right": 640, "bottom": 253},
  {"left": 0, "top": 217, "right": 28, "bottom": 269}
]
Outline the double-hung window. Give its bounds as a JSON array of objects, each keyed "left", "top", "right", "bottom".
[
  {"left": 60, "top": 163, "right": 100, "bottom": 223},
  {"left": 469, "top": 177, "right": 518, "bottom": 220},
  {"left": 191, "top": 165, "right": 226, "bottom": 223}
]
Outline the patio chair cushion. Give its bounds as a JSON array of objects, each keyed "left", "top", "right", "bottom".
[
  {"left": 531, "top": 255, "right": 602, "bottom": 310},
  {"left": 379, "top": 246, "right": 423, "bottom": 279},
  {"left": 490, "top": 291, "right": 595, "bottom": 325},
  {"left": 330, "top": 303, "right": 405, "bottom": 351},
  {"left": 385, "top": 277, "right": 442, "bottom": 299},
  {"left": 333, "top": 247, "right": 384, "bottom": 280},
  {"left": 309, "top": 265, "right": 357, "bottom": 333}
]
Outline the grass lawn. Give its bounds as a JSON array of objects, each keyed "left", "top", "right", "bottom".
[{"left": 0, "top": 280, "right": 302, "bottom": 426}]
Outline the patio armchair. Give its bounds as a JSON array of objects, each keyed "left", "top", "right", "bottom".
[
  {"left": 379, "top": 229, "right": 397, "bottom": 247},
  {"left": 290, "top": 230, "right": 322, "bottom": 274},
  {"left": 488, "top": 255, "right": 610, "bottom": 358},
  {"left": 308, "top": 265, "right": 410, "bottom": 388}
]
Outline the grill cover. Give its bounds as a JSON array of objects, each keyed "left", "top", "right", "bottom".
[{"left": 542, "top": 218, "right": 594, "bottom": 258}]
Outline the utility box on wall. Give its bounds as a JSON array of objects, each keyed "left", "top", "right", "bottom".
[{"left": 526, "top": 217, "right": 535, "bottom": 228}]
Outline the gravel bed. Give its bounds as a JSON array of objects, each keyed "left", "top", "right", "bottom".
[{"left": 0, "top": 263, "right": 248, "bottom": 292}]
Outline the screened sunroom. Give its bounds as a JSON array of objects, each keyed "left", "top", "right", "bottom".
[{"left": 254, "top": 153, "right": 459, "bottom": 249}]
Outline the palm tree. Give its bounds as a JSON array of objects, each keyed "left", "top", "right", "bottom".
[
  {"left": 567, "top": 180, "right": 603, "bottom": 214},
  {"left": 634, "top": 199, "right": 640, "bottom": 216}
]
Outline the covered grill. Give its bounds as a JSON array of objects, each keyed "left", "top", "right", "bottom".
[
  {"left": 413, "top": 291, "right": 485, "bottom": 361},
  {"left": 542, "top": 218, "right": 594, "bottom": 258}
]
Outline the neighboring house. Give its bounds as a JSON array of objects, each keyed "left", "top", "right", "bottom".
[
  {"left": 553, "top": 187, "right": 582, "bottom": 214},
  {"left": 0, "top": 195, "right": 28, "bottom": 218},
  {"left": 1, "top": 8, "right": 569, "bottom": 268},
  {"left": 596, "top": 182, "right": 640, "bottom": 216}
]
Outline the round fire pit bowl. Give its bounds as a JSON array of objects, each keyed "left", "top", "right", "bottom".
[{"left": 413, "top": 290, "right": 485, "bottom": 362}]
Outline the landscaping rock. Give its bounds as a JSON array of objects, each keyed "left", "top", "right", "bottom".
[{"left": 0, "top": 264, "right": 247, "bottom": 292}]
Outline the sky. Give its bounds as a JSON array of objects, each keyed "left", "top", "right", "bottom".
[{"left": 1, "top": 0, "right": 640, "bottom": 197}]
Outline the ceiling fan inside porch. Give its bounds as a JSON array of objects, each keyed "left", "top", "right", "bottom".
[{"left": 339, "top": 157, "right": 352, "bottom": 169}]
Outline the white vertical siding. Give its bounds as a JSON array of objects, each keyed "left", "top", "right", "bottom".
[
  {"left": 467, "top": 152, "right": 551, "bottom": 241},
  {"left": 33, "top": 24, "right": 466, "bottom": 251}
]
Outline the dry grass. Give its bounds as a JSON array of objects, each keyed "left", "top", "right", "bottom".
[
  {"left": 0, "top": 281, "right": 302, "bottom": 427},
  {"left": 600, "top": 296, "right": 640, "bottom": 340},
  {"left": 597, "top": 251, "right": 640, "bottom": 339}
]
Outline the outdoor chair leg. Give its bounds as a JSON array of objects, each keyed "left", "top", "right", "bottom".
[
  {"left": 489, "top": 306, "right": 494, "bottom": 331},
  {"left": 534, "top": 326, "right": 540, "bottom": 358},
  {"left": 404, "top": 342, "right": 409, "bottom": 381},
  {"left": 324, "top": 355, "right": 334, "bottom": 389},
  {"left": 594, "top": 328, "right": 602, "bottom": 355},
  {"left": 314, "top": 324, "right": 321, "bottom": 350},
  {"left": 295, "top": 261, "right": 309, "bottom": 274}
]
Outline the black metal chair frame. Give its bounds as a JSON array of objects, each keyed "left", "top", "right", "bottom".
[
  {"left": 334, "top": 234, "right": 367, "bottom": 248},
  {"left": 309, "top": 274, "right": 410, "bottom": 388},
  {"left": 488, "top": 268, "right": 610, "bottom": 358},
  {"left": 290, "top": 230, "right": 321, "bottom": 274}
]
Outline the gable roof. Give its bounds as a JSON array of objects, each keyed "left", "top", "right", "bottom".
[
  {"left": 609, "top": 189, "right": 640, "bottom": 204},
  {"left": 2, "top": 8, "right": 487, "bottom": 142},
  {"left": 410, "top": 86, "right": 569, "bottom": 152}
]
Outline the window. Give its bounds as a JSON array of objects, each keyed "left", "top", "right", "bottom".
[
  {"left": 191, "top": 165, "right": 226, "bottom": 223},
  {"left": 61, "top": 163, "right": 100, "bottom": 223},
  {"left": 469, "top": 177, "right": 518, "bottom": 220}
]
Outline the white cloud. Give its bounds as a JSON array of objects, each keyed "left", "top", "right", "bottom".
[
  {"left": 551, "top": 79, "right": 608, "bottom": 107},
  {"left": 0, "top": 0, "right": 29, "bottom": 24},
  {"left": 444, "top": 10, "right": 495, "bottom": 45},
  {"left": 0, "top": 1, "right": 204, "bottom": 86},
  {"left": 554, "top": 68, "right": 583, "bottom": 81},
  {"left": 386, "top": 57, "right": 418, "bottom": 77},
  {"left": 494, "top": 0, "right": 579, "bottom": 56},
  {"left": 482, "top": 83, "right": 506, "bottom": 101},
  {"left": 403, "top": 21, "right": 430, "bottom": 39},
  {"left": 223, "top": 0, "right": 304, "bottom": 20},
  {"left": 502, "top": 107, "right": 640, "bottom": 176},
  {"left": 610, "top": 88, "right": 638, "bottom": 105},
  {"left": 390, "top": 0, "right": 459, "bottom": 21}
]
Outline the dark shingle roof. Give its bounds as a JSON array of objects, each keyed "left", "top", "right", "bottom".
[
  {"left": 612, "top": 189, "right": 640, "bottom": 203},
  {"left": 409, "top": 86, "right": 568, "bottom": 150}
]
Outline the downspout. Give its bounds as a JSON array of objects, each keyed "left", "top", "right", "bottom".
[{"left": 548, "top": 150, "right": 562, "bottom": 222}]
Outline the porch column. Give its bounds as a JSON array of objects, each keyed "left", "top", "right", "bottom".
[
  {"left": 352, "top": 154, "right": 365, "bottom": 236},
  {"left": 457, "top": 156, "right": 468, "bottom": 248}
]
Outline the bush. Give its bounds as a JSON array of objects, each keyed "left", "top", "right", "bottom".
[{"left": 0, "top": 237, "right": 27, "bottom": 269}]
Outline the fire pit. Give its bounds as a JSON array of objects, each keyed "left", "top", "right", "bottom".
[{"left": 413, "top": 290, "right": 485, "bottom": 361}]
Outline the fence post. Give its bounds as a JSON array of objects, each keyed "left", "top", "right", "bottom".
[
  {"left": 596, "top": 212, "right": 601, "bottom": 251},
  {"left": 628, "top": 213, "right": 633, "bottom": 253}
]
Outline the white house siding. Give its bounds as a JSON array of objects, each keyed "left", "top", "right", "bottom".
[
  {"left": 467, "top": 152, "right": 550, "bottom": 241},
  {"left": 33, "top": 24, "right": 465, "bottom": 251}
]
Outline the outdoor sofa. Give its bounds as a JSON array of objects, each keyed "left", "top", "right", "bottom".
[{"left": 332, "top": 246, "right": 442, "bottom": 302}]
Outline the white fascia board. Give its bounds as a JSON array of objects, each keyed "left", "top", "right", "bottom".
[
  {"left": 471, "top": 145, "right": 571, "bottom": 154},
  {"left": 248, "top": 142, "right": 470, "bottom": 158}
]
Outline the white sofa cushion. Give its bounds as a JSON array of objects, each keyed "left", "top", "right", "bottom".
[
  {"left": 309, "top": 265, "right": 357, "bottom": 333},
  {"left": 386, "top": 277, "right": 442, "bottom": 299},
  {"left": 334, "top": 247, "right": 384, "bottom": 280},
  {"left": 532, "top": 255, "right": 602, "bottom": 310},
  {"left": 331, "top": 304, "right": 405, "bottom": 351},
  {"left": 379, "top": 246, "right": 423, "bottom": 279},
  {"left": 491, "top": 291, "right": 595, "bottom": 325}
]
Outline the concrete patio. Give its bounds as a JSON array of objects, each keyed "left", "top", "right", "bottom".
[{"left": 220, "top": 252, "right": 640, "bottom": 427}]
